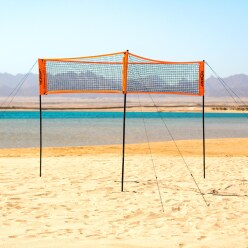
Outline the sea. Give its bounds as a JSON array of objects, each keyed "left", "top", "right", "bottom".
[{"left": 0, "top": 111, "right": 247, "bottom": 148}]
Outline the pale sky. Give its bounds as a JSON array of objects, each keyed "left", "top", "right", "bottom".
[{"left": 0, "top": 0, "right": 248, "bottom": 77}]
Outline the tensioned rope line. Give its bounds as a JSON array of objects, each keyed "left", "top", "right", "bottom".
[
  {"left": 128, "top": 54, "right": 164, "bottom": 211},
  {"left": 0, "top": 60, "right": 37, "bottom": 109},
  {"left": 206, "top": 61, "right": 247, "bottom": 105},
  {"left": 137, "top": 94, "right": 165, "bottom": 212},
  {"left": 206, "top": 61, "right": 248, "bottom": 120},
  {"left": 127, "top": 54, "right": 209, "bottom": 207},
  {"left": 148, "top": 95, "right": 209, "bottom": 207}
]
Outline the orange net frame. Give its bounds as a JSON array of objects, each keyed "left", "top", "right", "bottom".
[{"left": 38, "top": 51, "right": 204, "bottom": 96}]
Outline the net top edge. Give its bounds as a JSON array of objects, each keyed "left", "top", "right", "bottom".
[
  {"left": 39, "top": 51, "right": 126, "bottom": 61},
  {"left": 38, "top": 51, "right": 204, "bottom": 64},
  {"left": 129, "top": 52, "right": 204, "bottom": 64}
]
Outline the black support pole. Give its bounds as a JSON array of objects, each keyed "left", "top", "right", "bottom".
[
  {"left": 121, "top": 93, "right": 127, "bottom": 192},
  {"left": 202, "top": 95, "right": 206, "bottom": 178},
  {"left": 39, "top": 94, "right": 42, "bottom": 177}
]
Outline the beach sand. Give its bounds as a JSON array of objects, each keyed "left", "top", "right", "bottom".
[{"left": 0, "top": 138, "right": 247, "bottom": 247}]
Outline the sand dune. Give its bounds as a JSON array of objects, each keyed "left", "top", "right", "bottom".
[{"left": 0, "top": 138, "right": 248, "bottom": 247}]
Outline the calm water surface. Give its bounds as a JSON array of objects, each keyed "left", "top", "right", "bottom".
[{"left": 0, "top": 111, "right": 247, "bottom": 148}]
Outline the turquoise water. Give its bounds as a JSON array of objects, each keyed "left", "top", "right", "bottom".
[
  {"left": 0, "top": 111, "right": 247, "bottom": 148},
  {"left": 0, "top": 111, "right": 246, "bottom": 119}
]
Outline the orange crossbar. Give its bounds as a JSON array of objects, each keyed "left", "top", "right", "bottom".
[
  {"left": 45, "top": 90, "right": 123, "bottom": 95},
  {"left": 43, "top": 51, "right": 125, "bottom": 61},
  {"left": 126, "top": 91, "right": 203, "bottom": 96},
  {"left": 128, "top": 52, "right": 203, "bottom": 64},
  {"left": 43, "top": 60, "right": 123, "bottom": 65}
]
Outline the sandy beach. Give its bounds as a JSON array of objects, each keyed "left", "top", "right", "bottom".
[{"left": 0, "top": 138, "right": 248, "bottom": 247}]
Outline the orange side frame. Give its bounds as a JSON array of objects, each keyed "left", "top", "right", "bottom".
[
  {"left": 199, "top": 61, "right": 205, "bottom": 96},
  {"left": 122, "top": 50, "right": 129, "bottom": 93},
  {"left": 38, "top": 59, "right": 47, "bottom": 95}
]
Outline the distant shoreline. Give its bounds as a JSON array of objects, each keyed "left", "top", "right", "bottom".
[{"left": 0, "top": 105, "right": 247, "bottom": 113}]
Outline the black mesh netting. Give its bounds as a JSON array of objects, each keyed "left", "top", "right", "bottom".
[
  {"left": 41, "top": 52, "right": 202, "bottom": 95},
  {"left": 46, "top": 61, "right": 123, "bottom": 92},
  {"left": 127, "top": 54, "right": 200, "bottom": 95}
]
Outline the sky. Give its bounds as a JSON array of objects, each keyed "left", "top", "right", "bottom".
[{"left": 0, "top": 0, "right": 248, "bottom": 77}]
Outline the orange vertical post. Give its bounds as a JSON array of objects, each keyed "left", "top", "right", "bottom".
[
  {"left": 199, "top": 61, "right": 205, "bottom": 96},
  {"left": 122, "top": 50, "right": 129, "bottom": 93},
  {"left": 38, "top": 59, "right": 47, "bottom": 95}
]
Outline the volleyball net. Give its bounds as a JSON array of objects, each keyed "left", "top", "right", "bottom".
[{"left": 38, "top": 51, "right": 204, "bottom": 96}]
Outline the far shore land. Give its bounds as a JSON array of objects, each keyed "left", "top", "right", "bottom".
[
  {"left": 1, "top": 106, "right": 248, "bottom": 113},
  {"left": 0, "top": 96, "right": 247, "bottom": 112},
  {"left": 1, "top": 138, "right": 248, "bottom": 247}
]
